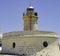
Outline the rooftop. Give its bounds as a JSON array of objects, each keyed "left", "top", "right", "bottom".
[{"left": 3, "top": 31, "right": 58, "bottom": 38}]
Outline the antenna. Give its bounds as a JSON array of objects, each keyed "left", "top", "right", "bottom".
[{"left": 29, "top": 0, "right": 32, "bottom": 6}]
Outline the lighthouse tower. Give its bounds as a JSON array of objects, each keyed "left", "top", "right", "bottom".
[
  {"left": 1, "top": 5, "right": 60, "bottom": 56},
  {"left": 23, "top": 5, "right": 38, "bottom": 31}
]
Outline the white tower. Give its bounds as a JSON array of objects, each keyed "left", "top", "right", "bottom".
[{"left": 23, "top": 5, "right": 38, "bottom": 31}]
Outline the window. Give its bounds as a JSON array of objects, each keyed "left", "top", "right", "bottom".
[
  {"left": 13, "top": 42, "right": 15, "bottom": 48},
  {"left": 34, "top": 12, "right": 38, "bottom": 16},
  {"left": 43, "top": 41, "right": 48, "bottom": 47},
  {"left": 0, "top": 41, "right": 2, "bottom": 47},
  {"left": 0, "top": 43, "right": 2, "bottom": 47}
]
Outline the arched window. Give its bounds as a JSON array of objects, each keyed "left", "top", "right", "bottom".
[{"left": 13, "top": 42, "right": 15, "bottom": 48}]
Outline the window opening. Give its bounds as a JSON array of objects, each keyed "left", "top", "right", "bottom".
[{"left": 13, "top": 42, "right": 15, "bottom": 48}]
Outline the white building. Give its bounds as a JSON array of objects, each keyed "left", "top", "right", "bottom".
[{"left": 0, "top": 5, "right": 60, "bottom": 56}]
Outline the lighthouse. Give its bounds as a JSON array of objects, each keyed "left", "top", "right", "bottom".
[
  {"left": 23, "top": 5, "right": 38, "bottom": 31},
  {"left": 1, "top": 5, "right": 60, "bottom": 56}
]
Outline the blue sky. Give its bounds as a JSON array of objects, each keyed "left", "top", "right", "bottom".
[{"left": 0, "top": 0, "right": 60, "bottom": 41}]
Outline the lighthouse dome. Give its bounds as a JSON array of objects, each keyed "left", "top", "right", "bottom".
[
  {"left": 28, "top": 5, "right": 34, "bottom": 9},
  {"left": 27, "top": 5, "right": 34, "bottom": 10}
]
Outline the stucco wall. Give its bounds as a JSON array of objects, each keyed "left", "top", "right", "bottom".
[{"left": 2, "top": 36, "right": 59, "bottom": 56}]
